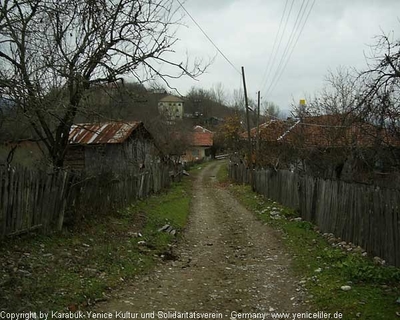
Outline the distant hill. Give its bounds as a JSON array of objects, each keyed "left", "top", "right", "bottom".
[{"left": 75, "top": 82, "right": 235, "bottom": 126}]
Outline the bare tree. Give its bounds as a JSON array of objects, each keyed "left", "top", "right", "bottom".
[
  {"left": 146, "top": 116, "right": 192, "bottom": 163},
  {"left": 210, "top": 82, "right": 227, "bottom": 105},
  {"left": 230, "top": 89, "right": 244, "bottom": 111},
  {"left": 303, "top": 66, "right": 360, "bottom": 116},
  {"left": 263, "top": 101, "right": 281, "bottom": 119},
  {"left": 357, "top": 32, "right": 400, "bottom": 136},
  {"left": 0, "top": 0, "right": 208, "bottom": 167},
  {"left": 186, "top": 87, "right": 212, "bottom": 117},
  {"left": 348, "top": 31, "right": 400, "bottom": 178},
  {"left": 214, "top": 113, "right": 242, "bottom": 153},
  {"left": 185, "top": 86, "right": 233, "bottom": 122}
]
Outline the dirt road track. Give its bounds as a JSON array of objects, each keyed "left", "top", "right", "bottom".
[{"left": 94, "top": 161, "right": 306, "bottom": 317}]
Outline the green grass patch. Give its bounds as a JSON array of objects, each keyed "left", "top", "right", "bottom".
[
  {"left": 184, "top": 160, "right": 207, "bottom": 172},
  {"left": 220, "top": 165, "right": 400, "bottom": 320},
  {"left": 215, "top": 160, "right": 229, "bottom": 185},
  {"left": 0, "top": 174, "right": 194, "bottom": 313}
]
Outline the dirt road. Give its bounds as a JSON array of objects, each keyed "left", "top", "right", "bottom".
[{"left": 94, "top": 161, "right": 306, "bottom": 317}]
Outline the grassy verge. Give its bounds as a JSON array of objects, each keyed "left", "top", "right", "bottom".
[
  {"left": 215, "top": 160, "right": 229, "bottom": 185},
  {"left": 0, "top": 172, "right": 194, "bottom": 313},
  {"left": 217, "top": 164, "right": 400, "bottom": 320}
]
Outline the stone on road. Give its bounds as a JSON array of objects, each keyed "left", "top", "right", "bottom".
[{"left": 93, "top": 161, "right": 306, "bottom": 316}]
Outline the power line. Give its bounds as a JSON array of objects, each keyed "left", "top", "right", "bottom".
[
  {"left": 266, "top": 0, "right": 315, "bottom": 94},
  {"left": 176, "top": 0, "right": 241, "bottom": 76},
  {"left": 264, "top": 0, "right": 316, "bottom": 98},
  {"left": 260, "top": 0, "right": 294, "bottom": 90},
  {"left": 263, "top": 0, "right": 308, "bottom": 96},
  {"left": 260, "top": 0, "right": 295, "bottom": 92},
  {"left": 259, "top": 0, "right": 289, "bottom": 89}
]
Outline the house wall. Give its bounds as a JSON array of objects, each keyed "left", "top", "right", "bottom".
[
  {"left": 182, "top": 147, "right": 212, "bottom": 162},
  {"left": 83, "top": 137, "right": 154, "bottom": 172},
  {"left": 65, "top": 133, "right": 155, "bottom": 172},
  {"left": 122, "top": 136, "right": 154, "bottom": 168},
  {"left": 64, "top": 145, "right": 85, "bottom": 170},
  {"left": 158, "top": 101, "right": 184, "bottom": 120}
]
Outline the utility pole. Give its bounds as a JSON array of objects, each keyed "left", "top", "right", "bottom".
[
  {"left": 256, "top": 91, "right": 261, "bottom": 164},
  {"left": 241, "top": 66, "right": 253, "bottom": 186}
]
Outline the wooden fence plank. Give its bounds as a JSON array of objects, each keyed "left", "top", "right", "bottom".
[
  {"left": 230, "top": 163, "right": 400, "bottom": 267},
  {"left": 0, "top": 163, "right": 175, "bottom": 240}
]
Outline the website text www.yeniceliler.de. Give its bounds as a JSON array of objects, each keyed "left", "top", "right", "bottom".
[
  {"left": 231, "top": 311, "right": 343, "bottom": 319},
  {"left": 0, "top": 310, "right": 344, "bottom": 320}
]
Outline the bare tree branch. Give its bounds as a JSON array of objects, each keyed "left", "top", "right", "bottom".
[{"left": 0, "top": 0, "right": 209, "bottom": 168}]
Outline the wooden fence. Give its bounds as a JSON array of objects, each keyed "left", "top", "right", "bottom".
[
  {"left": 229, "top": 163, "right": 400, "bottom": 267},
  {"left": 0, "top": 163, "right": 173, "bottom": 239}
]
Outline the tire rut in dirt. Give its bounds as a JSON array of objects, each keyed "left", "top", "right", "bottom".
[{"left": 93, "top": 161, "right": 306, "bottom": 315}]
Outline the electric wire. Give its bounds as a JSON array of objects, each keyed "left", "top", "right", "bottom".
[
  {"left": 176, "top": 0, "right": 241, "bottom": 75},
  {"left": 260, "top": 0, "right": 295, "bottom": 92},
  {"left": 176, "top": 0, "right": 315, "bottom": 111},
  {"left": 259, "top": 0, "right": 289, "bottom": 89},
  {"left": 266, "top": 0, "right": 316, "bottom": 99},
  {"left": 266, "top": 0, "right": 316, "bottom": 97},
  {"left": 263, "top": 0, "right": 308, "bottom": 96}
]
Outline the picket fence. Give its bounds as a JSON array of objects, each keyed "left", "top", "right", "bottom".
[
  {"left": 0, "top": 164, "right": 173, "bottom": 239},
  {"left": 229, "top": 163, "right": 400, "bottom": 267}
]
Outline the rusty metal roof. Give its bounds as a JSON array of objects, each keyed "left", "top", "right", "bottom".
[{"left": 68, "top": 121, "right": 142, "bottom": 145}]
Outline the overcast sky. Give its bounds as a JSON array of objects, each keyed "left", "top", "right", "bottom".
[{"left": 161, "top": 0, "right": 400, "bottom": 114}]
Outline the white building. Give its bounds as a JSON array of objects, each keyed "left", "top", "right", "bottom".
[{"left": 158, "top": 95, "right": 184, "bottom": 121}]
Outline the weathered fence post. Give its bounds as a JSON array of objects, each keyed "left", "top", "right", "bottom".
[{"left": 228, "top": 162, "right": 400, "bottom": 267}]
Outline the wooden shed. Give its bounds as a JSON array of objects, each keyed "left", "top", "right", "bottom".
[{"left": 65, "top": 121, "right": 155, "bottom": 172}]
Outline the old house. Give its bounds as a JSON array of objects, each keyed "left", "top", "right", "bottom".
[
  {"left": 182, "top": 126, "right": 214, "bottom": 162},
  {"left": 65, "top": 121, "right": 155, "bottom": 172},
  {"left": 242, "top": 114, "right": 400, "bottom": 184},
  {"left": 247, "top": 114, "right": 400, "bottom": 148},
  {"left": 158, "top": 95, "right": 184, "bottom": 121}
]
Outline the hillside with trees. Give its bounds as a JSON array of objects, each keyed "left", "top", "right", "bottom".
[{"left": 0, "top": 0, "right": 208, "bottom": 168}]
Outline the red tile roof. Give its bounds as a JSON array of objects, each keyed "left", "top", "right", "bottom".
[
  {"left": 244, "top": 115, "right": 400, "bottom": 148},
  {"left": 191, "top": 126, "right": 214, "bottom": 147},
  {"left": 241, "top": 119, "right": 296, "bottom": 142}
]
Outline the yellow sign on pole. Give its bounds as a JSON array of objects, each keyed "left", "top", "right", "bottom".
[{"left": 299, "top": 99, "right": 306, "bottom": 105}]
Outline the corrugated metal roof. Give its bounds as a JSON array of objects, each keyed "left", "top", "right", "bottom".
[{"left": 69, "top": 121, "right": 142, "bottom": 145}]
